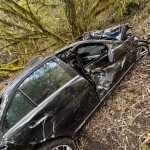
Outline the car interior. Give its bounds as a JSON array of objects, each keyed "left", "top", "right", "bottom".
[{"left": 59, "top": 44, "right": 109, "bottom": 77}]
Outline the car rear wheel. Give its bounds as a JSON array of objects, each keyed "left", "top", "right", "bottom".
[
  {"left": 137, "top": 42, "right": 149, "bottom": 60},
  {"left": 37, "top": 138, "right": 77, "bottom": 150}
]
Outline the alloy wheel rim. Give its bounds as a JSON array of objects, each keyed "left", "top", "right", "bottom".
[
  {"left": 138, "top": 46, "right": 149, "bottom": 59},
  {"left": 52, "top": 145, "right": 72, "bottom": 150}
]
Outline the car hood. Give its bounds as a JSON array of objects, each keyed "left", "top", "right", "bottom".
[{"left": 85, "top": 24, "right": 131, "bottom": 41}]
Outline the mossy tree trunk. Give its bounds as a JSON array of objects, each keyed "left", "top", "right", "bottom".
[{"left": 63, "top": 0, "right": 80, "bottom": 38}]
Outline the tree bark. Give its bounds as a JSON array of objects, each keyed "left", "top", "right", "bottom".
[{"left": 63, "top": 0, "right": 79, "bottom": 38}]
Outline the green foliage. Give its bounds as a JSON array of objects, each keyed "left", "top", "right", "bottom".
[
  {"left": 0, "top": 59, "right": 24, "bottom": 77},
  {"left": 0, "top": 71, "right": 11, "bottom": 77},
  {"left": 0, "top": 0, "right": 66, "bottom": 60}
]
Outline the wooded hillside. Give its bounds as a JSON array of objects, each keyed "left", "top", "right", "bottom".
[{"left": 0, "top": 0, "right": 149, "bottom": 77}]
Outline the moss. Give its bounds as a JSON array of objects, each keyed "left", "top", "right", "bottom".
[
  {"left": 141, "top": 13, "right": 149, "bottom": 19},
  {"left": 0, "top": 71, "right": 12, "bottom": 77},
  {"left": 89, "top": 0, "right": 115, "bottom": 18},
  {"left": 125, "top": 98, "right": 130, "bottom": 103},
  {"left": 0, "top": 58, "right": 24, "bottom": 78},
  {"left": 140, "top": 67, "right": 147, "bottom": 72},
  {"left": 142, "top": 145, "right": 149, "bottom": 150},
  {"left": 0, "top": 67, "right": 24, "bottom": 71},
  {"left": 1, "top": 59, "right": 23, "bottom": 68},
  {"left": 127, "top": 88, "right": 142, "bottom": 96},
  {"left": 116, "top": 0, "right": 140, "bottom": 20},
  {"left": 127, "top": 88, "right": 137, "bottom": 93},
  {"left": 125, "top": 98, "right": 136, "bottom": 104},
  {"left": 137, "top": 90, "right": 142, "bottom": 95},
  {"left": 131, "top": 122, "right": 138, "bottom": 130},
  {"left": 130, "top": 98, "right": 136, "bottom": 104}
]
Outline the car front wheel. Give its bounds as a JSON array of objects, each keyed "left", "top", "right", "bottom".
[
  {"left": 137, "top": 42, "right": 149, "bottom": 60},
  {"left": 37, "top": 138, "right": 77, "bottom": 150}
]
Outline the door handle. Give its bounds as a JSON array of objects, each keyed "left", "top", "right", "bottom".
[
  {"left": 29, "top": 115, "right": 48, "bottom": 128},
  {"left": 29, "top": 121, "right": 36, "bottom": 128}
]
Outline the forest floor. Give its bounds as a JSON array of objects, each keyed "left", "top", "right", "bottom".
[
  {"left": 76, "top": 3, "right": 150, "bottom": 150},
  {"left": 0, "top": 2, "right": 150, "bottom": 150}
]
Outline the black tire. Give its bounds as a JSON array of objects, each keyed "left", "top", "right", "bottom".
[
  {"left": 36, "top": 138, "right": 77, "bottom": 150},
  {"left": 137, "top": 42, "right": 149, "bottom": 60}
]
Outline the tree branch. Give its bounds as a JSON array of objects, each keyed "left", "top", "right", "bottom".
[
  {"left": 0, "top": 67, "right": 24, "bottom": 71},
  {"left": 0, "top": 18, "right": 34, "bottom": 32},
  {"left": 6, "top": 0, "right": 66, "bottom": 43}
]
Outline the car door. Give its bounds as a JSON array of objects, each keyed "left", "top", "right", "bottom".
[
  {"left": 47, "top": 57, "right": 99, "bottom": 137},
  {"left": 73, "top": 41, "right": 135, "bottom": 101}
]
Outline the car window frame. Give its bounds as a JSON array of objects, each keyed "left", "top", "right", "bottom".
[{"left": 18, "top": 59, "right": 74, "bottom": 105}]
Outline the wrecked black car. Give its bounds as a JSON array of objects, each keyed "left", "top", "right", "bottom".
[{"left": 0, "top": 24, "right": 149, "bottom": 150}]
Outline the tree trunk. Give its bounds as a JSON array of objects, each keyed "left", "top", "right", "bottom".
[{"left": 63, "top": 0, "right": 79, "bottom": 38}]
